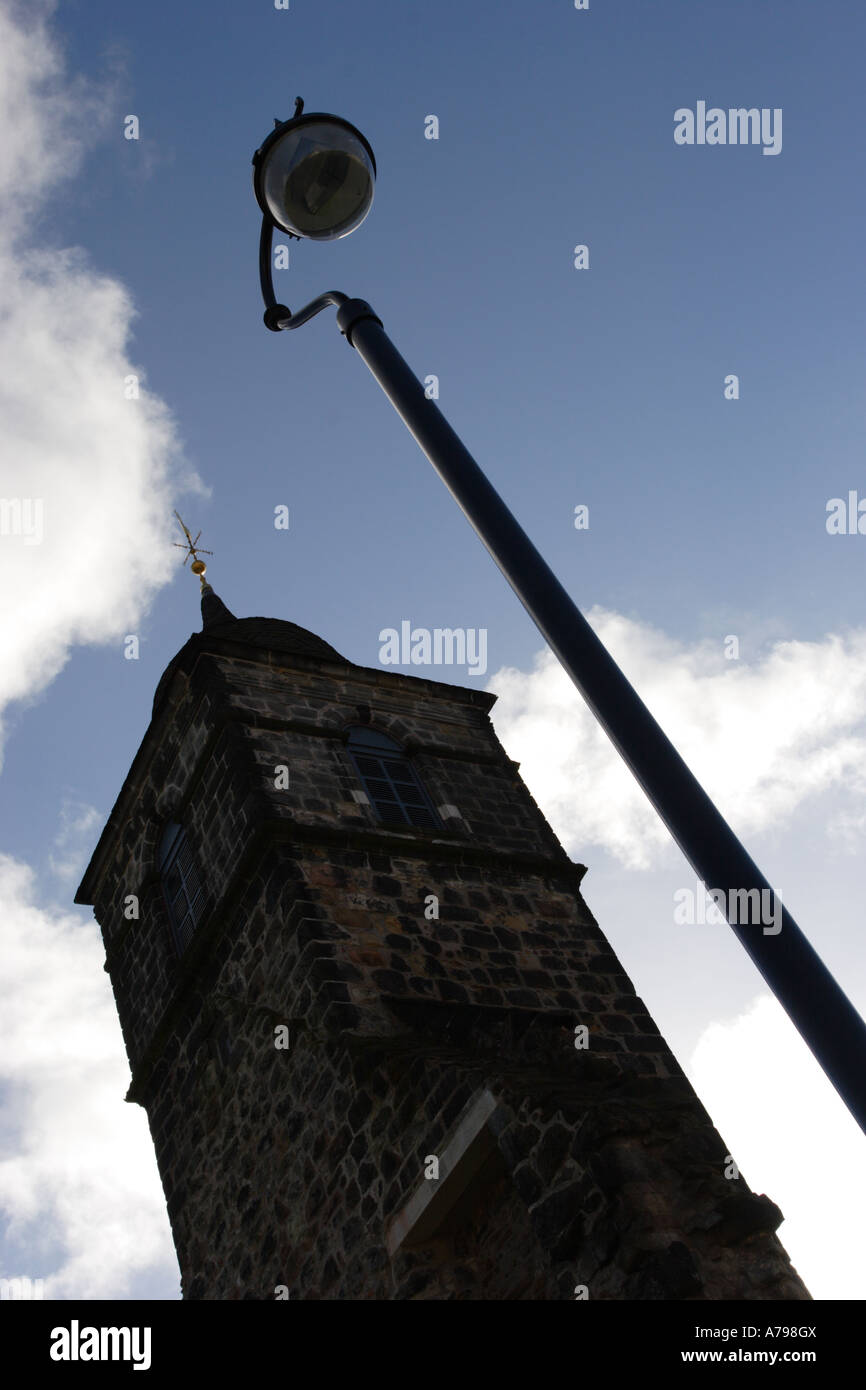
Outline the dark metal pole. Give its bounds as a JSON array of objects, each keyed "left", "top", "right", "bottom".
[{"left": 324, "top": 296, "right": 866, "bottom": 1135}]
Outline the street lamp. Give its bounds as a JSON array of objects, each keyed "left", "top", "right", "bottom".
[
  {"left": 251, "top": 99, "right": 866, "bottom": 1135},
  {"left": 253, "top": 98, "right": 375, "bottom": 242}
]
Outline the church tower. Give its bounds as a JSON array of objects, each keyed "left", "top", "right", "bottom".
[{"left": 75, "top": 581, "right": 810, "bottom": 1300}]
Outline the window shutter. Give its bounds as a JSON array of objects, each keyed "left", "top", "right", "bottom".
[{"left": 347, "top": 730, "right": 441, "bottom": 829}]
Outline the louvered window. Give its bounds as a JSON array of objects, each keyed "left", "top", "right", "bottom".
[
  {"left": 347, "top": 727, "right": 441, "bottom": 829},
  {"left": 159, "top": 821, "right": 206, "bottom": 955}
]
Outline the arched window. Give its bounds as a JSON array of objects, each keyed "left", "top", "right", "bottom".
[
  {"left": 159, "top": 821, "right": 206, "bottom": 955},
  {"left": 346, "top": 727, "right": 441, "bottom": 829}
]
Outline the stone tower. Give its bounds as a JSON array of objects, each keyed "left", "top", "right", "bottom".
[{"left": 75, "top": 586, "right": 809, "bottom": 1300}]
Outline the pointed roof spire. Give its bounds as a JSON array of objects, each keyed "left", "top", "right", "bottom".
[{"left": 200, "top": 581, "right": 237, "bottom": 630}]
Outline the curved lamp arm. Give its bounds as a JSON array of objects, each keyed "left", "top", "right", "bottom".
[{"left": 258, "top": 215, "right": 348, "bottom": 331}]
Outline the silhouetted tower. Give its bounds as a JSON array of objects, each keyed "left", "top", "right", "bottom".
[{"left": 76, "top": 579, "right": 809, "bottom": 1300}]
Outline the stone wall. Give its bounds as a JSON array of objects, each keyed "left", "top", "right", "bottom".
[{"left": 77, "top": 635, "right": 811, "bottom": 1299}]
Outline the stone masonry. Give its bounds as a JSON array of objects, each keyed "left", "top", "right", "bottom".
[{"left": 75, "top": 595, "right": 810, "bottom": 1300}]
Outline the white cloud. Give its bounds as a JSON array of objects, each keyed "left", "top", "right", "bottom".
[
  {"left": 48, "top": 800, "right": 103, "bottom": 886},
  {"left": 488, "top": 609, "right": 866, "bottom": 869},
  {"left": 0, "top": 1, "right": 98, "bottom": 232},
  {"left": 689, "top": 995, "right": 866, "bottom": 1300},
  {"left": 0, "top": 0, "right": 194, "bottom": 1299},
  {"left": 0, "top": 0, "right": 204, "bottom": 758},
  {"left": 0, "top": 855, "right": 177, "bottom": 1299}
]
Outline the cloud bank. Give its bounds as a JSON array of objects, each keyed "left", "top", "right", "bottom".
[
  {"left": 0, "top": 0, "right": 192, "bottom": 1297},
  {"left": 689, "top": 995, "right": 866, "bottom": 1300},
  {"left": 0, "top": 856, "right": 177, "bottom": 1299},
  {"left": 0, "top": 0, "right": 202, "bottom": 748},
  {"left": 489, "top": 610, "right": 866, "bottom": 869}
]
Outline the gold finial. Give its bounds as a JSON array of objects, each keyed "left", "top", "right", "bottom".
[{"left": 173, "top": 510, "right": 213, "bottom": 588}]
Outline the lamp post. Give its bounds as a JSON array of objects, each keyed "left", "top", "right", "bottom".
[{"left": 251, "top": 99, "right": 866, "bottom": 1135}]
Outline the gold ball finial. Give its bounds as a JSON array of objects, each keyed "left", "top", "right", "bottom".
[{"left": 173, "top": 511, "right": 214, "bottom": 591}]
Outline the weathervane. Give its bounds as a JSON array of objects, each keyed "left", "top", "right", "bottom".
[{"left": 173, "top": 511, "right": 213, "bottom": 588}]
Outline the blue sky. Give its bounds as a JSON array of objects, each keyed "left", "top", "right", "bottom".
[{"left": 1, "top": 0, "right": 865, "bottom": 1300}]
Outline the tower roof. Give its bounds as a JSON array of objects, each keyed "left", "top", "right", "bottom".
[
  {"left": 199, "top": 581, "right": 346, "bottom": 661},
  {"left": 152, "top": 582, "right": 349, "bottom": 716}
]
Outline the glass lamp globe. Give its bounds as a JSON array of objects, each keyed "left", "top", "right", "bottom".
[{"left": 258, "top": 117, "right": 375, "bottom": 241}]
